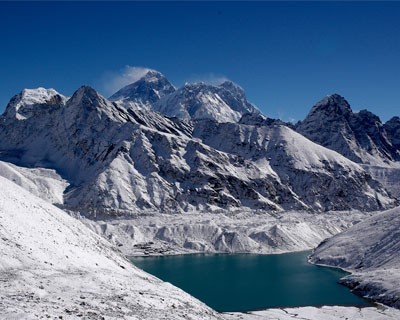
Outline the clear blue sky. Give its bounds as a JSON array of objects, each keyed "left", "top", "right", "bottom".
[{"left": 1, "top": 1, "right": 400, "bottom": 122}]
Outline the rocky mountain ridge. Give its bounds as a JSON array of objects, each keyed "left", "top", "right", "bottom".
[
  {"left": 0, "top": 73, "right": 397, "bottom": 216},
  {"left": 296, "top": 94, "right": 400, "bottom": 165}
]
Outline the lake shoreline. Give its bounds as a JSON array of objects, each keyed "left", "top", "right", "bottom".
[{"left": 131, "top": 251, "right": 372, "bottom": 313}]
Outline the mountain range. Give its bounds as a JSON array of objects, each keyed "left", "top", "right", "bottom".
[
  {"left": 0, "top": 70, "right": 399, "bottom": 217},
  {"left": 1, "top": 70, "right": 400, "bottom": 318}
]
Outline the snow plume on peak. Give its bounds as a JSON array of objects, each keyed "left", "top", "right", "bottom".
[
  {"left": 109, "top": 69, "right": 175, "bottom": 111},
  {"left": 103, "top": 66, "right": 161, "bottom": 96},
  {"left": 2, "top": 87, "right": 67, "bottom": 120},
  {"left": 186, "top": 73, "right": 230, "bottom": 86},
  {"left": 219, "top": 80, "right": 243, "bottom": 91}
]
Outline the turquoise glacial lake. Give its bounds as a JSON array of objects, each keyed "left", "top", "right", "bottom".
[{"left": 131, "top": 251, "right": 372, "bottom": 312}]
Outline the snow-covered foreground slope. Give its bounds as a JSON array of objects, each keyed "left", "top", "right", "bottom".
[
  {"left": 309, "top": 207, "right": 400, "bottom": 308},
  {"left": 83, "top": 211, "right": 373, "bottom": 256},
  {"left": 224, "top": 305, "right": 400, "bottom": 320},
  {"left": 0, "top": 176, "right": 221, "bottom": 319}
]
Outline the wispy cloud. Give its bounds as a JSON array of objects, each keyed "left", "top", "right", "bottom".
[
  {"left": 185, "top": 73, "right": 230, "bottom": 86},
  {"left": 101, "top": 66, "right": 154, "bottom": 96}
]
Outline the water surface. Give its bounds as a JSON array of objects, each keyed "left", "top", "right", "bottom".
[{"left": 131, "top": 251, "right": 371, "bottom": 312}]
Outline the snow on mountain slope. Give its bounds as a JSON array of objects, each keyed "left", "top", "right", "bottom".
[
  {"left": 309, "top": 206, "right": 400, "bottom": 308},
  {"left": 109, "top": 70, "right": 176, "bottom": 110},
  {"left": 0, "top": 86, "right": 281, "bottom": 214},
  {"left": 0, "top": 160, "right": 68, "bottom": 204},
  {"left": 2, "top": 87, "right": 67, "bottom": 121},
  {"left": 296, "top": 94, "right": 398, "bottom": 165},
  {"left": 0, "top": 86, "right": 395, "bottom": 215},
  {"left": 109, "top": 69, "right": 260, "bottom": 123},
  {"left": 362, "top": 164, "right": 400, "bottom": 199},
  {"left": 296, "top": 94, "right": 400, "bottom": 198},
  {"left": 153, "top": 81, "right": 259, "bottom": 122},
  {"left": 0, "top": 176, "right": 221, "bottom": 319},
  {"left": 193, "top": 120, "right": 394, "bottom": 211}
]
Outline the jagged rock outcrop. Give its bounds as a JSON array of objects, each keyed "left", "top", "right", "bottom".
[
  {"left": 1, "top": 87, "right": 67, "bottom": 121},
  {"left": 384, "top": 116, "right": 400, "bottom": 152},
  {"left": 296, "top": 94, "right": 398, "bottom": 165}
]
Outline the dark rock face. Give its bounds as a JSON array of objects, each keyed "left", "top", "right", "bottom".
[
  {"left": 384, "top": 116, "right": 400, "bottom": 154},
  {"left": 238, "top": 112, "right": 287, "bottom": 127},
  {"left": 296, "top": 94, "right": 399, "bottom": 164}
]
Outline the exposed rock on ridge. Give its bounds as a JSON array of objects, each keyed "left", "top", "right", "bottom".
[{"left": 0, "top": 84, "right": 396, "bottom": 216}]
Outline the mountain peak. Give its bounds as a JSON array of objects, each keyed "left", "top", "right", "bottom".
[
  {"left": 219, "top": 80, "right": 243, "bottom": 91},
  {"left": 109, "top": 70, "right": 175, "bottom": 110},
  {"left": 141, "top": 70, "right": 166, "bottom": 82},
  {"left": 153, "top": 79, "right": 260, "bottom": 122},
  {"left": 3, "top": 87, "right": 67, "bottom": 121},
  {"left": 67, "top": 86, "right": 118, "bottom": 116},
  {"left": 297, "top": 93, "right": 400, "bottom": 165},
  {"left": 69, "top": 85, "right": 103, "bottom": 105},
  {"left": 312, "top": 94, "right": 352, "bottom": 116}
]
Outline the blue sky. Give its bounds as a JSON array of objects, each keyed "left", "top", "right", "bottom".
[{"left": 0, "top": 1, "right": 399, "bottom": 122}]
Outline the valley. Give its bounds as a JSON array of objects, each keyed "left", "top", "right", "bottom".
[{"left": 1, "top": 70, "right": 400, "bottom": 319}]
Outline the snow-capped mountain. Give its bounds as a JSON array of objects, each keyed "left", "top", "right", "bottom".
[
  {"left": 296, "top": 94, "right": 399, "bottom": 165},
  {"left": 110, "top": 70, "right": 260, "bottom": 123},
  {"left": 0, "top": 86, "right": 395, "bottom": 216},
  {"left": 2, "top": 87, "right": 67, "bottom": 121},
  {"left": 109, "top": 70, "right": 176, "bottom": 110},
  {"left": 152, "top": 81, "right": 260, "bottom": 122}
]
